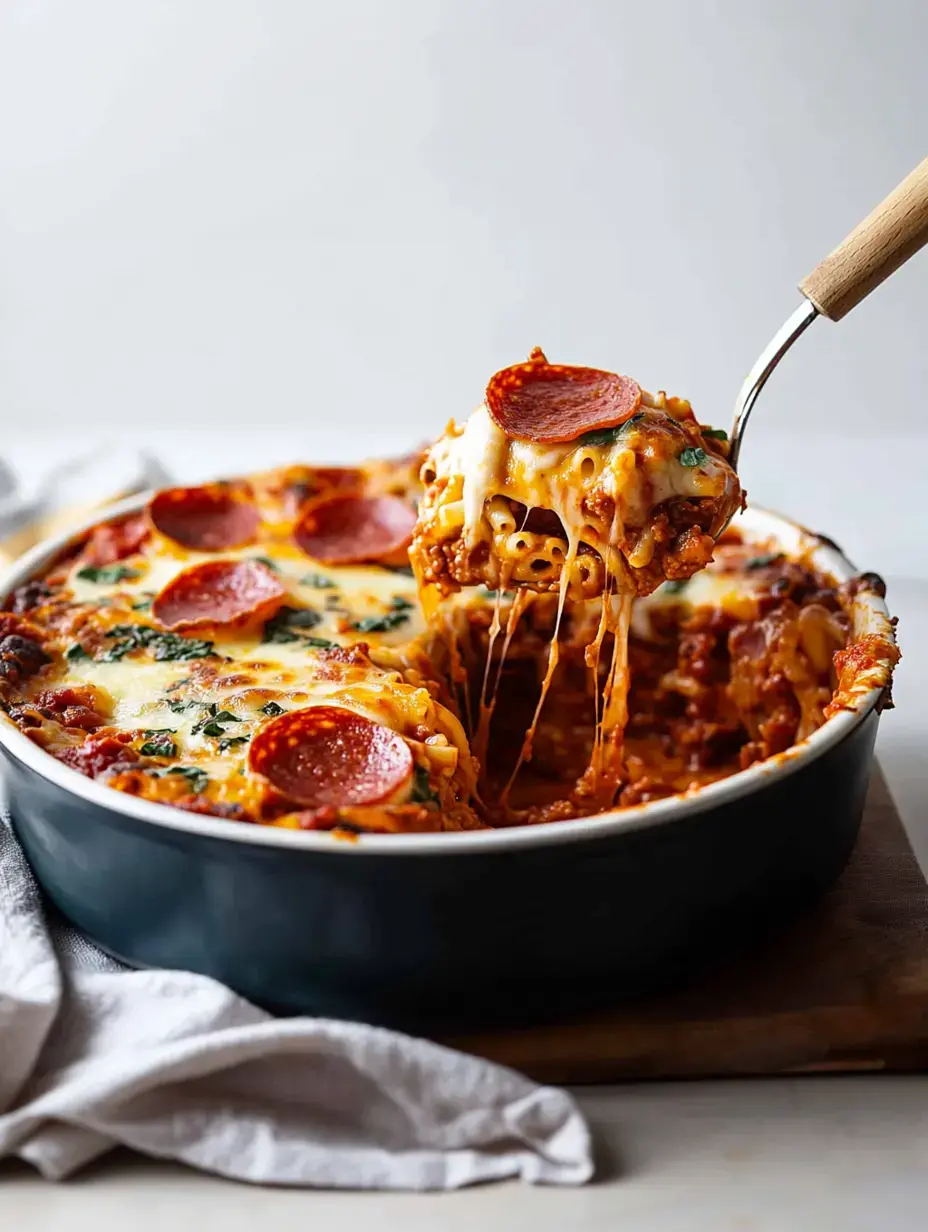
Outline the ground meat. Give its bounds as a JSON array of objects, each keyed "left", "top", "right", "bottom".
[
  {"left": 618, "top": 777, "right": 676, "bottom": 807},
  {"left": 727, "top": 605, "right": 813, "bottom": 753},
  {"left": 54, "top": 732, "right": 139, "bottom": 778},
  {"left": 48, "top": 705, "right": 102, "bottom": 731},
  {"left": 580, "top": 489, "right": 616, "bottom": 524},
  {"left": 661, "top": 525, "right": 716, "bottom": 579},
  {"left": 174, "top": 797, "right": 248, "bottom": 821},
  {"left": 0, "top": 634, "right": 50, "bottom": 684},
  {"left": 677, "top": 628, "right": 725, "bottom": 685},
  {"left": 9, "top": 581, "right": 52, "bottom": 613},
  {"left": 760, "top": 560, "right": 843, "bottom": 612},
  {"left": 36, "top": 687, "right": 106, "bottom": 731},
  {"left": 416, "top": 536, "right": 493, "bottom": 594}
]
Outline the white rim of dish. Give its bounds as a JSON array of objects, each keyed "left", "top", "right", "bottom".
[{"left": 0, "top": 493, "right": 896, "bottom": 857}]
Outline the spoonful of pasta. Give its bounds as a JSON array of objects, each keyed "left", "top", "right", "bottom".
[
  {"left": 729, "top": 155, "right": 928, "bottom": 469},
  {"left": 410, "top": 158, "right": 928, "bottom": 615}
]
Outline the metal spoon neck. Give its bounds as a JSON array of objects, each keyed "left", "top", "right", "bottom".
[{"left": 729, "top": 298, "right": 819, "bottom": 470}]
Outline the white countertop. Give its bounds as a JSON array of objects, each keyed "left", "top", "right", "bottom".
[
  {"left": 4, "top": 1074, "right": 928, "bottom": 1231},
  {"left": 3, "top": 449, "right": 927, "bottom": 1229}
]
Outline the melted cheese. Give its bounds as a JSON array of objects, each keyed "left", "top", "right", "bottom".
[
  {"left": 631, "top": 553, "right": 766, "bottom": 639},
  {"left": 413, "top": 385, "right": 743, "bottom": 816},
  {"left": 429, "top": 403, "right": 731, "bottom": 570},
  {"left": 68, "top": 542, "right": 425, "bottom": 649},
  {"left": 25, "top": 526, "right": 479, "bottom": 820}
]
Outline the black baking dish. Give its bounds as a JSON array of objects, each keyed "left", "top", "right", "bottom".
[{"left": 0, "top": 499, "right": 897, "bottom": 1031}]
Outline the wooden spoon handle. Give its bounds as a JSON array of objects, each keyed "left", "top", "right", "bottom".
[{"left": 799, "top": 157, "right": 928, "bottom": 321}]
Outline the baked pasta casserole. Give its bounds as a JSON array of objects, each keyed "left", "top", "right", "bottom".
[{"left": 0, "top": 351, "right": 898, "bottom": 835}]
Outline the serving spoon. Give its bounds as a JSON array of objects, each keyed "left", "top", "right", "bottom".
[{"left": 729, "top": 156, "right": 928, "bottom": 469}]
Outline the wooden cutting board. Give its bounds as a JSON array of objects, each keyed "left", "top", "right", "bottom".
[{"left": 447, "top": 768, "right": 928, "bottom": 1083}]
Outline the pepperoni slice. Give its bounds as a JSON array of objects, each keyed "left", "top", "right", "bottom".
[
  {"left": 148, "top": 485, "right": 260, "bottom": 551},
  {"left": 485, "top": 355, "right": 641, "bottom": 444},
  {"left": 276, "top": 467, "right": 365, "bottom": 516},
  {"left": 152, "top": 560, "right": 285, "bottom": 630},
  {"left": 309, "top": 466, "right": 365, "bottom": 492},
  {"left": 249, "top": 706, "right": 414, "bottom": 808},
  {"left": 294, "top": 493, "right": 416, "bottom": 566},
  {"left": 83, "top": 514, "right": 150, "bottom": 566}
]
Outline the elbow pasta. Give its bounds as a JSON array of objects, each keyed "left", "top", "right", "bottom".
[{"left": 411, "top": 392, "right": 742, "bottom": 600}]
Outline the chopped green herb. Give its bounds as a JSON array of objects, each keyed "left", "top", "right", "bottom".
[
  {"left": 261, "top": 605, "right": 323, "bottom": 644},
  {"left": 304, "top": 636, "right": 337, "bottom": 649},
  {"left": 578, "top": 413, "right": 645, "bottom": 447},
  {"left": 218, "top": 735, "right": 250, "bottom": 753},
  {"left": 191, "top": 708, "right": 242, "bottom": 737},
  {"left": 250, "top": 555, "right": 279, "bottom": 572},
  {"left": 286, "top": 608, "right": 323, "bottom": 628},
  {"left": 100, "top": 624, "right": 215, "bottom": 664},
  {"left": 165, "top": 765, "right": 209, "bottom": 794},
  {"left": 478, "top": 586, "right": 499, "bottom": 599},
  {"left": 410, "top": 765, "right": 439, "bottom": 805},
  {"left": 745, "top": 553, "right": 784, "bottom": 570},
  {"left": 678, "top": 446, "right": 707, "bottom": 468},
  {"left": 260, "top": 701, "right": 286, "bottom": 716},
  {"left": 152, "top": 634, "right": 215, "bottom": 662},
  {"left": 139, "top": 734, "right": 178, "bottom": 758},
  {"left": 131, "top": 598, "right": 152, "bottom": 611},
  {"left": 76, "top": 564, "right": 140, "bottom": 584},
  {"left": 352, "top": 614, "right": 401, "bottom": 634},
  {"left": 351, "top": 601, "right": 412, "bottom": 634},
  {"left": 66, "top": 643, "right": 90, "bottom": 662},
  {"left": 702, "top": 427, "right": 728, "bottom": 441},
  {"left": 260, "top": 625, "right": 297, "bottom": 644},
  {"left": 662, "top": 579, "right": 689, "bottom": 595},
  {"left": 99, "top": 640, "right": 136, "bottom": 663},
  {"left": 143, "top": 727, "right": 177, "bottom": 736},
  {"left": 167, "top": 698, "right": 198, "bottom": 714},
  {"left": 102, "top": 624, "right": 148, "bottom": 640},
  {"left": 300, "top": 572, "right": 337, "bottom": 589}
]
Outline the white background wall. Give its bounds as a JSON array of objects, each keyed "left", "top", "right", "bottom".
[{"left": 1, "top": 0, "right": 926, "bottom": 572}]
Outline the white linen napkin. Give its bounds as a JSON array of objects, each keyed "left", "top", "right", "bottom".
[
  {"left": 0, "top": 813, "right": 593, "bottom": 1187},
  {"left": 0, "top": 452, "right": 594, "bottom": 1189}
]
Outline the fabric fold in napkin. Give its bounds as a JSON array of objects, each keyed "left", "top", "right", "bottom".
[{"left": 0, "top": 808, "right": 593, "bottom": 1189}]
